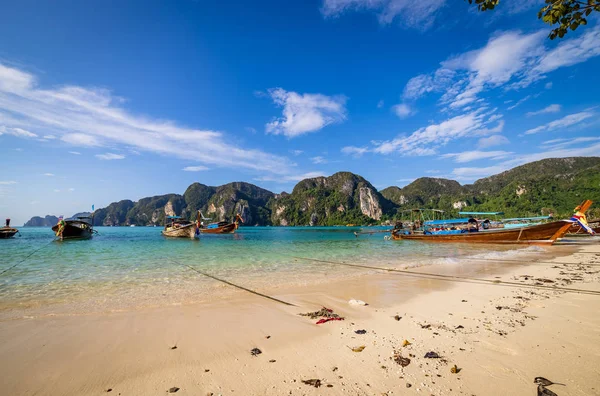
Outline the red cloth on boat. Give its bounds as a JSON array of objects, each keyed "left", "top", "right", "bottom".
[{"left": 316, "top": 317, "right": 344, "bottom": 325}]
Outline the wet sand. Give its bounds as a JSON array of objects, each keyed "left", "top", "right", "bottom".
[{"left": 1, "top": 242, "right": 599, "bottom": 395}]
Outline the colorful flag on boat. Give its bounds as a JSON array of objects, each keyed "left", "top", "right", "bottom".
[{"left": 571, "top": 210, "right": 595, "bottom": 235}]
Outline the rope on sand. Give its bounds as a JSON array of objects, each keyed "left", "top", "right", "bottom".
[
  {"left": 374, "top": 251, "right": 600, "bottom": 268},
  {"left": 290, "top": 256, "right": 600, "bottom": 296},
  {"left": 173, "top": 259, "right": 297, "bottom": 307},
  {"left": 0, "top": 240, "right": 54, "bottom": 277}
]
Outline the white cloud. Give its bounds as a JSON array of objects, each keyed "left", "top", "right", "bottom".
[
  {"left": 526, "top": 104, "right": 561, "bottom": 117},
  {"left": 290, "top": 150, "right": 304, "bottom": 156},
  {"left": 310, "top": 156, "right": 328, "bottom": 164},
  {"left": 0, "top": 181, "right": 17, "bottom": 185},
  {"left": 61, "top": 133, "right": 101, "bottom": 147},
  {"left": 545, "top": 82, "right": 553, "bottom": 89},
  {"left": 68, "top": 187, "right": 75, "bottom": 192},
  {"left": 524, "top": 111, "right": 595, "bottom": 135},
  {"left": 321, "top": 0, "right": 446, "bottom": 29},
  {"left": 392, "top": 103, "right": 414, "bottom": 118},
  {"left": 402, "top": 27, "right": 600, "bottom": 109},
  {"left": 441, "top": 150, "right": 512, "bottom": 163},
  {"left": 372, "top": 108, "right": 503, "bottom": 156},
  {"left": 377, "top": 100, "right": 384, "bottom": 108},
  {"left": 95, "top": 153, "right": 125, "bottom": 160},
  {"left": 0, "top": 125, "right": 37, "bottom": 138},
  {"left": 69, "top": 151, "right": 81, "bottom": 155},
  {"left": 477, "top": 134, "right": 509, "bottom": 148},
  {"left": 265, "top": 88, "right": 347, "bottom": 138},
  {"left": 0, "top": 63, "right": 295, "bottom": 177},
  {"left": 341, "top": 146, "right": 369, "bottom": 157},
  {"left": 43, "top": 173, "right": 55, "bottom": 177},
  {"left": 182, "top": 166, "right": 209, "bottom": 172},
  {"left": 43, "top": 134, "right": 56, "bottom": 139},
  {"left": 244, "top": 127, "right": 257, "bottom": 134}
]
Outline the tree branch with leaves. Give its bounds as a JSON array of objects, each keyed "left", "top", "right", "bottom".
[{"left": 468, "top": 0, "right": 600, "bottom": 39}]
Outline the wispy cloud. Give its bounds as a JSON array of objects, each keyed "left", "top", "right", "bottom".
[
  {"left": 401, "top": 27, "right": 600, "bottom": 109},
  {"left": 377, "top": 100, "right": 384, "bottom": 108},
  {"left": 43, "top": 173, "right": 55, "bottom": 176},
  {"left": 452, "top": 142, "right": 600, "bottom": 180},
  {"left": 95, "top": 153, "right": 125, "bottom": 160},
  {"left": 372, "top": 107, "right": 503, "bottom": 156},
  {"left": 0, "top": 62, "right": 294, "bottom": 176},
  {"left": 341, "top": 146, "right": 369, "bottom": 157},
  {"left": 0, "top": 125, "right": 37, "bottom": 138},
  {"left": 43, "top": 134, "right": 56, "bottom": 139},
  {"left": 441, "top": 150, "right": 512, "bottom": 163},
  {"left": 545, "top": 82, "right": 553, "bottom": 89},
  {"left": 69, "top": 151, "right": 81, "bottom": 155},
  {"left": 321, "top": 0, "right": 446, "bottom": 30},
  {"left": 477, "top": 134, "right": 509, "bottom": 149},
  {"left": 265, "top": 88, "right": 347, "bottom": 138},
  {"left": 526, "top": 104, "right": 561, "bottom": 117},
  {"left": 524, "top": 110, "right": 595, "bottom": 135},
  {"left": 310, "top": 156, "right": 328, "bottom": 164},
  {"left": 290, "top": 150, "right": 304, "bottom": 156},
  {"left": 0, "top": 181, "right": 17, "bottom": 185},
  {"left": 540, "top": 136, "right": 600, "bottom": 150},
  {"left": 507, "top": 95, "right": 530, "bottom": 110},
  {"left": 255, "top": 171, "right": 327, "bottom": 183},
  {"left": 182, "top": 165, "right": 209, "bottom": 172}
]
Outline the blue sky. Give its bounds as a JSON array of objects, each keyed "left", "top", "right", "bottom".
[{"left": 1, "top": 0, "right": 600, "bottom": 224}]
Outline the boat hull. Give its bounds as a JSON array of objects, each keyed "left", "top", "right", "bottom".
[
  {"left": 391, "top": 220, "right": 573, "bottom": 245},
  {"left": 51, "top": 221, "right": 93, "bottom": 240},
  {"left": 200, "top": 223, "right": 237, "bottom": 234},
  {"left": 161, "top": 224, "right": 198, "bottom": 239},
  {"left": 0, "top": 227, "right": 18, "bottom": 239}
]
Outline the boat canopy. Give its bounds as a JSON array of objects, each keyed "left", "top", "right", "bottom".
[
  {"left": 458, "top": 211, "right": 504, "bottom": 215},
  {"left": 424, "top": 218, "right": 471, "bottom": 226},
  {"left": 166, "top": 216, "right": 182, "bottom": 219},
  {"left": 503, "top": 215, "right": 551, "bottom": 222}
]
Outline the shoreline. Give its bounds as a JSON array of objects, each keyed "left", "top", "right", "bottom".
[{"left": 0, "top": 241, "right": 599, "bottom": 395}]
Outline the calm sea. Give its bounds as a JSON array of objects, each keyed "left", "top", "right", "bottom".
[{"left": 0, "top": 226, "right": 550, "bottom": 316}]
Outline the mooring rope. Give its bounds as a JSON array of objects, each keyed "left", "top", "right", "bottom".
[
  {"left": 0, "top": 240, "right": 55, "bottom": 277},
  {"left": 372, "top": 251, "right": 600, "bottom": 267},
  {"left": 289, "top": 256, "right": 600, "bottom": 296},
  {"left": 172, "top": 259, "right": 297, "bottom": 307}
]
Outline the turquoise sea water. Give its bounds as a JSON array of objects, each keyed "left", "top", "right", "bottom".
[{"left": 0, "top": 226, "right": 549, "bottom": 315}]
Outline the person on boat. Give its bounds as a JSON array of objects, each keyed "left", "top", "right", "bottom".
[
  {"left": 5, "top": 218, "right": 10, "bottom": 228},
  {"left": 56, "top": 216, "right": 66, "bottom": 240}
]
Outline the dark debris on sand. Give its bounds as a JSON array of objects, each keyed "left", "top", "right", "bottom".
[
  {"left": 168, "top": 387, "right": 180, "bottom": 393},
  {"left": 301, "top": 379, "right": 322, "bottom": 388},
  {"left": 299, "top": 307, "right": 343, "bottom": 320},
  {"left": 250, "top": 348, "right": 262, "bottom": 356}
]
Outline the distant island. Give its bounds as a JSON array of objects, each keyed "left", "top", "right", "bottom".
[{"left": 24, "top": 157, "right": 600, "bottom": 227}]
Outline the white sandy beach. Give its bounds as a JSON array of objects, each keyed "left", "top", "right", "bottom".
[{"left": 1, "top": 241, "right": 599, "bottom": 395}]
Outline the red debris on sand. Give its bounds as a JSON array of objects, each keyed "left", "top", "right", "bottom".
[{"left": 316, "top": 317, "right": 345, "bottom": 325}]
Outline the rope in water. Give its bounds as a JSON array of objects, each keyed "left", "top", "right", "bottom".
[
  {"left": 0, "top": 240, "right": 55, "bottom": 277},
  {"left": 172, "top": 259, "right": 297, "bottom": 307},
  {"left": 289, "top": 256, "right": 600, "bottom": 296}
]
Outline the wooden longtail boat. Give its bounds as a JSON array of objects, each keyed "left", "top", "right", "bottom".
[
  {"left": 391, "top": 220, "right": 573, "bottom": 245},
  {"left": 52, "top": 217, "right": 94, "bottom": 240},
  {"left": 0, "top": 218, "right": 19, "bottom": 239},
  {"left": 199, "top": 212, "right": 243, "bottom": 234},
  {"left": 161, "top": 215, "right": 199, "bottom": 239}
]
